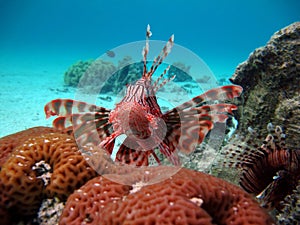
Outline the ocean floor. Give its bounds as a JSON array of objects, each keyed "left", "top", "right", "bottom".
[{"left": 0, "top": 71, "right": 73, "bottom": 137}]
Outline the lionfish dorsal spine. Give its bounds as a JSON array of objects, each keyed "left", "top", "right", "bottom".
[
  {"left": 153, "top": 65, "right": 176, "bottom": 93},
  {"left": 142, "top": 24, "right": 174, "bottom": 80},
  {"left": 142, "top": 24, "right": 151, "bottom": 78},
  {"left": 153, "top": 66, "right": 169, "bottom": 88},
  {"left": 147, "top": 34, "right": 174, "bottom": 78}
]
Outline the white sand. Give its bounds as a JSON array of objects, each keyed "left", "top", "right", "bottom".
[
  {"left": 0, "top": 49, "right": 76, "bottom": 137},
  {"left": 0, "top": 71, "right": 73, "bottom": 137}
]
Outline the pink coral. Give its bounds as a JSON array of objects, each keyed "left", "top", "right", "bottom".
[{"left": 60, "top": 167, "right": 275, "bottom": 225}]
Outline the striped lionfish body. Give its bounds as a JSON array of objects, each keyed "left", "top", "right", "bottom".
[
  {"left": 221, "top": 123, "right": 300, "bottom": 209},
  {"left": 44, "top": 25, "right": 243, "bottom": 166}
]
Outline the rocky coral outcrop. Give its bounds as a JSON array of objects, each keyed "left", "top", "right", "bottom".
[
  {"left": 60, "top": 167, "right": 275, "bottom": 225},
  {"left": 230, "top": 22, "right": 300, "bottom": 150},
  {"left": 277, "top": 180, "right": 300, "bottom": 224}
]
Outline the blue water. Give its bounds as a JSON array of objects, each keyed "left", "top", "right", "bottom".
[{"left": 0, "top": 0, "right": 299, "bottom": 76}]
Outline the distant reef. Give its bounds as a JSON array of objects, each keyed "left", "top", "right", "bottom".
[
  {"left": 64, "top": 56, "right": 194, "bottom": 94},
  {"left": 63, "top": 56, "right": 146, "bottom": 94},
  {"left": 230, "top": 21, "right": 300, "bottom": 150},
  {"left": 64, "top": 60, "right": 94, "bottom": 87}
]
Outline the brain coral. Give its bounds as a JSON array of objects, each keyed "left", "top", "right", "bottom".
[
  {"left": 0, "top": 132, "right": 97, "bottom": 221},
  {"left": 0, "top": 126, "right": 62, "bottom": 167},
  {"left": 60, "top": 167, "right": 275, "bottom": 225}
]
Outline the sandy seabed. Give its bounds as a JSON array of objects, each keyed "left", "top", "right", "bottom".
[
  {"left": 0, "top": 71, "right": 211, "bottom": 138},
  {"left": 0, "top": 70, "right": 74, "bottom": 137},
  {"left": 0, "top": 50, "right": 87, "bottom": 137},
  {"left": 0, "top": 51, "right": 222, "bottom": 138}
]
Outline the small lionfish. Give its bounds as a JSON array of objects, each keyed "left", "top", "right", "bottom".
[
  {"left": 221, "top": 123, "right": 300, "bottom": 209},
  {"left": 44, "top": 25, "right": 243, "bottom": 166}
]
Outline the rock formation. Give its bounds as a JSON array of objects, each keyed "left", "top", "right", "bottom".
[{"left": 230, "top": 22, "right": 300, "bottom": 150}]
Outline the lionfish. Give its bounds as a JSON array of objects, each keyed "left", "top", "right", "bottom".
[
  {"left": 44, "top": 25, "right": 243, "bottom": 166},
  {"left": 221, "top": 123, "right": 300, "bottom": 209}
]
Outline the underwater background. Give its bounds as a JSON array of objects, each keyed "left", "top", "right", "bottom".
[
  {"left": 0, "top": 1, "right": 300, "bottom": 225},
  {"left": 0, "top": 0, "right": 299, "bottom": 136}
]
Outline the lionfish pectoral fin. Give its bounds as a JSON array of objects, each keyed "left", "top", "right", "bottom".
[
  {"left": 44, "top": 99, "right": 75, "bottom": 118},
  {"left": 52, "top": 116, "right": 71, "bottom": 129},
  {"left": 196, "top": 103, "right": 238, "bottom": 115},
  {"left": 100, "top": 132, "right": 119, "bottom": 155},
  {"left": 45, "top": 98, "right": 112, "bottom": 146},
  {"left": 44, "top": 99, "right": 110, "bottom": 118},
  {"left": 163, "top": 105, "right": 233, "bottom": 156},
  {"left": 75, "top": 118, "right": 112, "bottom": 147},
  {"left": 114, "top": 137, "right": 150, "bottom": 166},
  {"left": 52, "top": 117, "right": 73, "bottom": 133},
  {"left": 170, "top": 85, "right": 243, "bottom": 111},
  {"left": 176, "top": 115, "right": 214, "bottom": 154},
  {"left": 202, "top": 85, "right": 243, "bottom": 100},
  {"left": 158, "top": 141, "right": 181, "bottom": 166}
]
